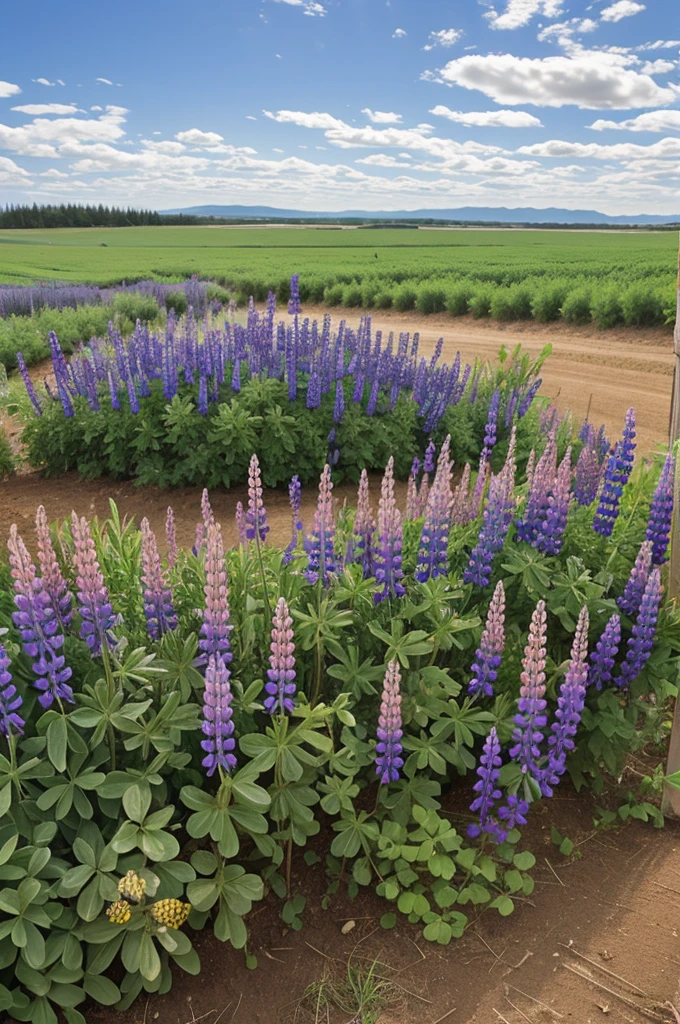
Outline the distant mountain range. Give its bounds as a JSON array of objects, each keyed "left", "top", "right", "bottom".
[{"left": 160, "top": 204, "right": 680, "bottom": 225}]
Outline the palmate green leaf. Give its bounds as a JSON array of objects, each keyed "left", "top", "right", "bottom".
[
  {"left": 138, "top": 933, "right": 161, "bottom": 982},
  {"left": 46, "top": 716, "right": 68, "bottom": 773}
]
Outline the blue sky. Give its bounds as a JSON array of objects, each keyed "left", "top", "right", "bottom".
[{"left": 1, "top": 0, "right": 679, "bottom": 214}]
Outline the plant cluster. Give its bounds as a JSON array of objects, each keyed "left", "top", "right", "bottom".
[{"left": 0, "top": 390, "right": 678, "bottom": 1022}]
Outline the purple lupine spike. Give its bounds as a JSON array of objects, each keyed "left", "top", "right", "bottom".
[
  {"left": 375, "top": 659, "right": 404, "bottom": 785},
  {"left": 70, "top": 513, "right": 116, "bottom": 658},
  {"left": 283, "top": 475, "right": 303, "bottom": 564},
  {"left": 306, "top": 370, "right": 321, "bottom": 409},
  {"left": 423, "top": 440, "right": 436, "bottom": 475},
  {"left": 231, "top": 357, "right": 241, "bottom": 392},
  {"left": 415, "top": 435, "right": 453, "bottom": 582},
  {"left": 246, "top": 454, "right": 269, "bottom": 543},
  {"left": 518, "top": 378, "right": 541, "bottom": 418},
  {"left": 199, "top": 523, "right": 232, "bottom": 664},
  {"left": 201, "top": 488, "right": 214, "bottom": 530},
  {"left": 464, "top": 437, "right": 516, "bottom": 588},
  {"left": 588, "top": 613, "right": 621, "bottom": 690},
  {"left": 525, "top": 449, "right": 536, "bottom": 491},
  {"left": 17, "top": 352, "right": 42, "bottom": 416},
  {"left": 482, "top": 389, "right": 500, "bottom": 461},
  {"left": 574, "top": 444, "right": 602, "bottom": 506},
  {"left": 8, "top": 524, "right": 74, "bottom": 708},
  {"left": 579, "top": 419, "right": 596, "bottom": 445},
  {"left": 468, "top": 580, "right": 505, "bottom": 698},
  {"left": 352, "top": 469, "right": 376, "bottom": 579},
  {"left": 48, "top": 332, "right": 74, "bottom": 418},
  {"left": 535, "top": 447, "right": 572, "bottom": 556},
  {"left": 374, "top": 456, "right": 406, "bottom": 603},
  {"left": 35, "top": 505, "right": 72, "bottom": 628},
  {"left": 497, "top": 792, "right": 530, "bottom": 832},
  {"left": 235, "top": 502, "right": 247, "bottom": 547},
  {"left": 141, "top": 518, "right": 177, "bottom": 641},
  {"left": 0, "top": 644, "right": 24, "bottom": 738},
  {"left": 264, "top": 597, "right": 297, "bottom": 715},
  {"left": 166, "top": 507, "right": 178, "bottom": 569},
  {"left": 646, "top": 451, "right": 674, "bottom": 565},
  {"left": 451, "top": 463, "right": 472, "bottom": 526},
  {"left": 617, "top": 567, "right": 662, "bottom": 689},
  {"left": 593, "top": 408, "right": 636, "bottom": 537},
  {"left": 288, "top": 273, "right": 301, "bottom": 316},
  {"left": 405, "top": 459, "right": 421, "bottom": 521},
  {"left": 333, "top": 379, "right": 345, "bottom": 424},
  {"left": 509, "top": 600, "right": 548, "bottom": 781},
  {"left": 516, "top": 433, "right": 557, "bottom": 545},
  {"left": 201, "top": 653, "right": 236, "bottom": 777},
  {"left": 467, "top": 727, "right": 506, "bottom": 843},
  {"left": 305, "top": 465, "right": 336, "bottom": 586},
  {"left": 618, "top": 540, "right": 653, "bottom": 618},
  {"left": 542, "top": 606, "right": 589, "bottom": 795}
]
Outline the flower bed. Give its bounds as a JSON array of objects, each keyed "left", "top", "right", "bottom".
[{"left": 0, "top": 398, "right": 678, "bottom": 1022}]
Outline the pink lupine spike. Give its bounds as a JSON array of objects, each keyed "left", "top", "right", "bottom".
[
  {"left": 166, "top": 506, "right": 178, "bottom": 568},
  {"left": 141, "top": 518, "right": 176, "bottom": 641},
  {"left": 70, "top": 512, "right": 116, "bottom": 657},
  {"left": 509, "top": 600, "right": 548, "bottom": 781},
  {"left": 235, "top": 501, "right": 247, "bottom": 547},
  {"left": 246, "top": 453, "right": 269, "bottom": 543},
  {"left": 374, "top": 456, "right": 405, "bottom": 603},
  {"left": 451, "top": 462, "right": 472, "bottom": 526},
  {"left": 264, "top": 597, "right": 297, "bottom": 715},
  {"left": 35, "top": 505, "right": 72, "bottom": 627},
  {"left": 199, "top": 522, "right": 232, "bottom": 664}
]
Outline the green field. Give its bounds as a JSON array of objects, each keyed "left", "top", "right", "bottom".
[{"left": 0, "top": 225, "right": 677, "bottom": 327}]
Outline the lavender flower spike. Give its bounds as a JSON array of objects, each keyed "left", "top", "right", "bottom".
[
  {"left": 246, "top": 454, "right": 269, "bottom": 543},
  {"left": 468, "top": 580, "right": 505, "bottom": 698},
  {"left": 0, "top": 644, "right": 24, "bottom": 738},
  {"left": 141, "top": 518, "right": 177, "bottom": 641},
  {"left": 588, "top": 613, "right": 621, "bottom": 691},
  {"left": 264, "top": 597, "right": 297, "bottom": 715},
  {"left": 166, "top": 507, "right": 178, "bottom": 569},
  {"left": 618, "top": 540, "right": 653, "bottom": 618},
  {"left": 415, "top": 435, "right": 453, "bottom": 583},
  {"left": 288, "top": 273, "right": 301, "bottom": 316},
  {"left": 646, "top": 451, "right": 674, "bottom": 565},
  {"left": 593, "top": 408, "right": 636, "bottom": 537},
  {"left": 543, "top": 605, "right": 589, "bottom": 795},
  {"left": 235, "top": 502, "right": 247, "bottom": 547},
  {"left": 352, "top": 469, "right": 376, "bottom": 579},
  {"left": 374, "top": 456, "right": 406, "bottom": 604},
  {"left": 201, "top": 653, "right": 236, "bottom": 777},
  {"left": 71, "top": 513, "right": 117, "bottom": 657},
  {"left": 283, "top": 475, "right": 303, "bottom": 564},
  {"left": 481, "top": 389, "right": 500, "bottom": 461},
  {"left": 509, "top": 600, "right": 548, "bottom": 782},
  {"left": 375, "top": 659, "right": 404, "bottom": 785},
  {"left": 199, "top": 523, "right": 232, "bottom": 664},
  {"left": 35, "top": 505, "right": 73, "bottom": 628},
  {"left": 305, "top": 465, "right": 336, "bottom": 587},
  {"left": 617, "top": 567, "right": 662, "bottom": 689},
  {"left": 467, "top": 727, "right": 506, "bottom": 843},
  {"left": 405, "top": 457, "right": 420, "bottom": 521}
]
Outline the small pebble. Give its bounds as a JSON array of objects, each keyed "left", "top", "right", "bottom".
[{"left": 341, "top": 920, "right": 356, "bottom": 934}]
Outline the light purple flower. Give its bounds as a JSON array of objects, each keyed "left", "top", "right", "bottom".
[
  {"left": 509, "top": 600, "right": 548, "bottom": 781},
  {"left": 618, "top": 540, "right": 653, "bottom": 618},
  {"left": 264, "top": 597, "right": 297, "bottom": 715},
  {"left": 71, "top": 513, "right": 116, "bottom": 657},
  {"left": 0, "top": 643, "right": 24, "bottom": 737},
  {"left": 468, "top": 580, "right": 505, "bottom": 698},
  {"left": 141, "top": 518, "right": 177, "bottom": 641},
  {"left": 201, "top": 653, "right": 236, "bottom": 777},
  {"left": 617, "top": 567, "right": 662, "bottom": 689},
  {"left": 199, "top": 523, "right": 232, "bottom": 664},
  {"left": 246, "top": 454, "right": 269, "bottom": 543},
  {"left": 35, "top": 505, "right": 72, "bottom": 628},
  {"left": 374, "top": 457, "right": 405, "bottom": 603},
  {"left": 543, "top": 606, "right": 589, "bottom": 794},
  {"left": 588, "top": 613, "right": 621, "bottom": 691},
  {"left": 375, "top": 659, "right": 404, "bottom": 785},
  {"left": 467, "top": 727, "right": 506, "bottom": 843},
  {"left": 166, "top": 506, "right": 178, "bottom": 568},
  {"left": 305, "top": 465, "right": 336, "bottom": 586}
]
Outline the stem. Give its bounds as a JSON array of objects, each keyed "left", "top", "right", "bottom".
[
  {"left": 254, "top": 530, "right": 272, "bottom": 625},
  {"left": 311, "top": 582, "right": 323, "bottom": 707},
  {"left": 285, "top": 836, "right": 293, "bottom": 898}
]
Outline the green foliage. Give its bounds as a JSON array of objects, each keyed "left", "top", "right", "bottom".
[
  {"left": 0, "top": 425, "right": 14, "bottom": 479},
  {"left": 164, "top": 291, "right": 188, "bottom": 315},
  {"left": 110, "top": 293, "right": 159, "bottom": 329}
]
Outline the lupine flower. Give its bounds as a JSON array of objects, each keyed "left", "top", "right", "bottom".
[
  {"left": 468, "top": 580, "right": 505, "bottom": 698},
  {"left": 141, "top": 518, "right": 177, "bottom": 641},
  {"left": 306, "top": 370, "right": 321, "bottom": 409},
  {"left": 8, "top": 524, "right": 74, "bottom": 708},
  {"left": 534, "top": 448, "right": 572, "bottom": 556},
  {"left": 17, "top": 352, "right": 42, "bottom": 416},
  {"left": 235, "top": 502, "right": 247, "bottom": 547},
  {"left": 0, "top": 644, "right": 24, "bottom": 738},
  {"left": 283, "top": 475, "right": 303, "bottom": 564},
  {"left": 118, "top": 871, "right": 147, "bottom": 902},
  {"left": 201, "top": 488, "right": 214, "bottom": 530},
  {"left": 525, "top": 449, "right": 536, "bottom": 491},
  {"left": 107, "top": 900, "right": 131, "bottom": 925},
  {"left": 516, "top": 434, "right": 557, "bottom": 545},
  {"left": 351, "top": 469, "right": 376, "bottom": 578},
  {"left": 588, "top": 614, "right": 621, "bottom": 691},
  {"left": 618, "top": 540, "right": 653, "bottom": 618},
  {"left": 405, "top": 458, "right": 420, "bottom": 520},
  {"left": 35, "top": 505, "right": 72, "bottom": 628},
  {"left": 288, "top": 273, "right": 301, "bottom": 316},
  {"left": 518, "top": 379, "right": 541, "bottom": 418},
  {"left": 467, "top": 727, "right": 506, "bottom": 843},
  {"left": 497, "top": 792, "right": 530, "bottom": 832},
  {"left": 374, "top": 457, "right": 406, "bottom": 603},
  {"left": 333, "top": 379, "right": 345, "bottom": 424},
  {"left": 166, "top": 507, "right": 178, "bottom": 569},
  {"left": 149, "top": 899, "right": 192, "bottom": 929},
  {"left": 451, "top": 463, "right": 472, "bottom": 526},
  {"left": 419, "top": 440, "right": 436, "bottom": 514},
  {"left": 464, "top": 438, "right": 516, "bottom": 588},
  {"left": 574, "top": 444, "right": 602, "bottom": 506},
  {"left": 542, "top": 606, "right": 589, "bottom": 795},
  {"left": 617, "top": 567, "right": 662, "bottom": 689},
  {"left": 71, "top": 513, "right": 117, "bottom": 657},
  {"left": 201, "top": 653, "right": 236, "bottom": 776},
  {"left": 482, "top": 389, "right": 500, "bottom": 461},
  {"left": 593, "top": 408, "right": 636, "bottom": 537},
  {"left": 245, "top": 454, "right": 269, "bottom": 543},
  {"left": 646, "top": 451, "right": 674, "bottom": 565},
  {"left": 509, "top": 600, "right": 548, "bottom": 781},
  {"left": 375, "top": 659, "right": 404, "bottom": 784},
  {"left": 264, "top": 597, "right": 297, "bottom": 714},
  {"left": 199, "top": 523, "right": 232, "bottom": 663},
  {"left": 305, "top": 465, "right": 336, "bottom": 586},
  {"left": 415, "top": 435, "right": 453, "bottom": 583}
]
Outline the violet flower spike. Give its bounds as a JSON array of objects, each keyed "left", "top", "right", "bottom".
[
  {"left": 593, "top": 408, "right": 636, "bottom": 538},
  {"left": 35, "top": 505, "right": 73, "bottom": 628},
  {"left": 509, "top": 600, "right": 548, "bottom": 782},
  {"left": 141, "top": 518, "right": 177, "bottom": 641},
  {"left": 246, "top": 453, "right": 269, "bottom": 543},
  {"left": 375, "top": 659, "right": 404, "bottom": 785},
  {"left": 305, "top": 465, "right": 336, "bottom": 587},
  {"left": 283, "top": 475, "right": 302, "bottom": 564},
  {"left": 617, "top": 540, "right": 653, "bottom": 618},
  {"left": 235, "top": 502, "right": 247, "bottom": 547},
  {"left": 588, "top": 613, "right": 621, "bottom": 691},
  {"left": 352, "top": 469, "right": 376, "bottom": 579},
  {"left": 617, "top": 567, "right": 662, "bottom": 689},
  {"left": 468, "top": 580, "right": 505, "bottom": 698},
  {"left": 0, "top": 643, "right": 24, "bottom": 738},
  {"left": 264, "top": 597, "right": 297, "bottom": 715},
  {"left": 374, "top": 456, "right": 406, "bottom": 604},
  {"left": 646, "top": 451, "right": 674, "bottom": 565},
  {"left": 70, "top": 513, "right": 117, "bottom": 658},
  {"left": 543, "top": 605, "right": 589, "bottom": 795},
  {"left": 467, "top": 727, "right": 506, "bottom": 843},
  {"left": 201, "top": 653, "right": 236, "bottom": 777},
  {"left": 415, "top": 435, "right": 453, "bottom": 583},
  {"left": 199, "top": 522, "right": 232, "bottom": 664}
]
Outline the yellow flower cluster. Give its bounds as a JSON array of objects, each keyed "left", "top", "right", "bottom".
[
  {"left": 106, "top": 899, "right": 131, "bottom": 925},
  {"left": 118, "top": 870, "right": 147, "bottom": 902},
  {"left": 149, "top": 898, "right": 192, "bottom": 929}
]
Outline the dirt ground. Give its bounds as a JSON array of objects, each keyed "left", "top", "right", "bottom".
[{"left": 3, "top": 311, "right": 679, "bottom": 1024}]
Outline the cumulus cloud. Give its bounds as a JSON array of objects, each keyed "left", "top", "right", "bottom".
[
  {"left": 40, "top": 168, "right": 69, "bottom": 178},
  {"left": 600, "top": 1, "right": 646, "bottom": 22},
  {"left": 640, "top": 59, "right": 676, "bottom": 74},
  {"left": 517, "top": 136, "right": 680, "bottom": 160},
  {"left": 0, "top": 81, "right": 21, "bottom": 98},
  {"left": 361, "top": 108, "right": 403, "bottom": 124},
  {"left": 588, "top": 110, "right": 680, "bottom": 132},
  {"left": 12, "top": 104, "right": 82, "bottom": 116},
  {"left": 355, "top": 153, "right": 413, "bottom": 167},
  {"left": 263, "top": 109, "right": 347, "bottom": 130},
  {"left": 636, "top": 39, "right": 680, "bottom": 50},
  {"left": 174, "top": 128, "right": 224, "bottom": 146},
  {"left": 0, "top": 106, "right": 128, "bottom": 158},
  {"left": 484, "top": 0, "right": 564, "bottom": 31},
  {"left": 392, "top": 28, "right": 406, "bottom": 37},
  {"left": 423, "top": 28, "right": 463, "bottom": 51},
  {"left": 96, "top": 78, "right": 114, "bottom": 86},
  {"left": 269, "top": 0, "right": 327, "bottom": 14},
  {"left": 0, "top": 155, "right": 32, "bottom": 184},
  {"left": 424, "top": 52, "right": 680, "bottom": 109},
  {"left": 430, "top": 105, "right": 542, "bottom": 127},
  {"left": 33, "top": 78, "right": 55, "bottom": 87}
]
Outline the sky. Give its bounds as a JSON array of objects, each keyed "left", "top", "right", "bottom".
[{"left": 1, "top": 0, "right": 680, "bottom": 215}]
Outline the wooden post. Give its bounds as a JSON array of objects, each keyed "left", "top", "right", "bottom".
[{"left": 661, "top": 239, "right": 680, "bottom": 817}]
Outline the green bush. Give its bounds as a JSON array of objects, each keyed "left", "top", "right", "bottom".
[
  {"left": 468, "top": 284, "right": 495, "bottom": 319},
  {"left": 165, "top": 290, "right": 188, "bottom": 315},
  {"left": 324, "top": 283, "right": 345, "bottom": 306},
  {"left": 590, "top": 286, "right": 623, "bottom": 329},
  {"left": 415, "top": 283, "right": 447, "bottom": 315},
  {"left": 111, "top": 292, "right": 160, "bottom": 327},
  {"left": 489, "top": 285, "right": 533, "bottom": 321},
  {"left": 373, "top": 291, "right": 393, "bottom": 309},
  {"left": 446, "top": 282, "right": 474, "bottom": 316},
  {"left": 0, "top": 424, "right": 14, "bottom": 477},
  {"left": 561, "top": 287, "right": 592, "bottom": 325},
  {"left": 342, "top": 283, "right": 363, "bottom": 307},
  {"left": 619, "top": 283, "right": 665, "bottom": 327},
  {"left": 392, "top": 283, "right": 418, "bottom": 312},
  {"left": 531, "top": 281, "right": 569, "bottom": 322},
  {"left": 206, "top": 283, "right": 231, "bottom": 304},
  {"left": 0, "top": 306, "right": 115, "bottom": 371}
]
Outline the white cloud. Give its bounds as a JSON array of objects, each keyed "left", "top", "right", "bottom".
[
  {"left": 636, "top": 40, "right": 680, "bottom": 51},
  {"left": 246, "top": 115, "right": 257, "bottom": 120},
  {"left": 517, "top": 136, "right": 680, "bottom": 160},
  {"left": 40, "top": 168, "right": 69, "bottom": 178},
  {"left": 425, "top": 52, "right": 680, "bottom": 108},
  {"left": 0, "top": 106, "right": 128, "bottom": 158},
  {"left": 263, "top": 109, "right": 347, "bottom": 130},
  {"left": 269, "top": 0, "right": 327, "bottom": 14},
  {"left": 174, "top": 128, "right": 224, "bottom": 146},
  {"left": 33, "top": 78, "right": 55, "bottom": 87},
  {"left": 56, "top": 79, "right": 65, "bottom": 87},
  {"left": 430, "top": 105, "right": 542, "bottom": 127},
  {"left": 355, "top": 153, "right": 413, "bottom": 167},
  {"left": 484, "top": 0, "right": 564, "bottom": 31},
  {"left": 90, "top": 105, "right": 103, "bottom": 112},
  {"left": 640, "top": 59, "right": 676, "bottom": 74},
  {"left": 96, "top": 78, "right": 114, "bottom": 86},
  {"left": 423, "top": 28, "right": 463, "bottom": 51},
  {"left": 0, "top": 81, "right": 21, "bottom": 98},
  {"left": 141, "top": 139, "right": 186, "bottom": 154},
  {"left": 273, "top": 147, "right": 284, "bottom": 153},
  {"left": 588, "top": 110, "right": 680, "bottom": 132},
  {"left": 0, "top": 156, "right": 32, "bottom": 184},
  {"left": 392, "top": 28, "right": 407, "bottom": 37},
  {"left": 11, "top": 103, "right": 82, "bottom": 116},
  {"left": 600, "top": 1, "right": 646, "bottom": 23},
  {"left": 361, "top": 108, "right": 403, "bottom": 124},
  {"left": 275, "top": 53, "right": 283, "bottom": 59}
]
